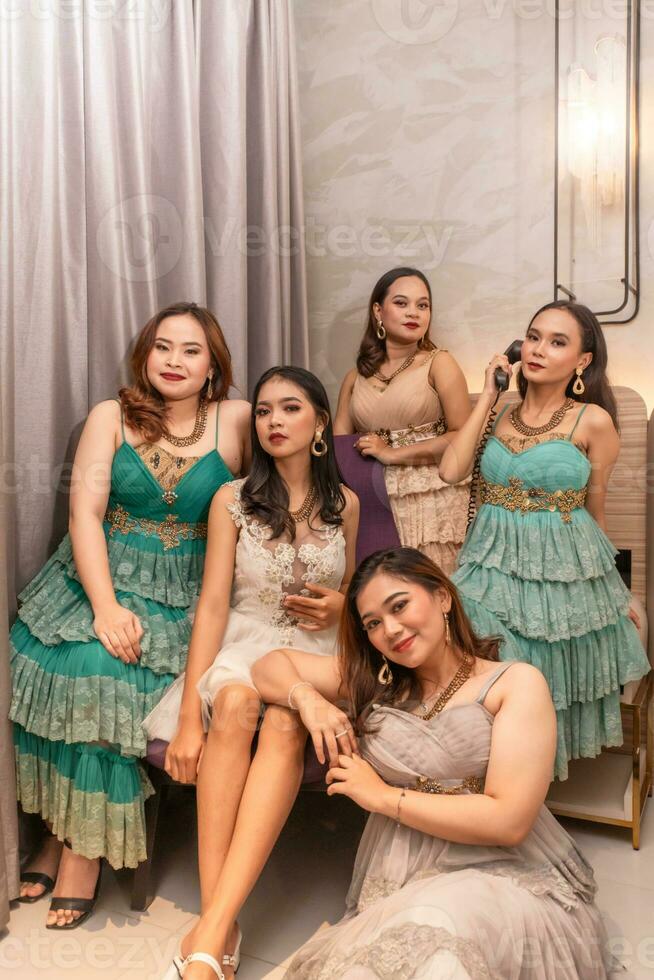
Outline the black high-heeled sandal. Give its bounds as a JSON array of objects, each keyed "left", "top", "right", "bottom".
[
  {"left": 45, "top": 845, "right": 103, "bottom": 931},
  {"left": 18, "top": 871, "right": 56, "bottom": 904}
]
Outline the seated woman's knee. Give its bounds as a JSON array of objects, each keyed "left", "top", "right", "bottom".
[
  {"left": 210, "top": 684, "right": 261, "bottom": 736},
  {"left": 259, "top": 705, "right": 307, "bottom": 756}
]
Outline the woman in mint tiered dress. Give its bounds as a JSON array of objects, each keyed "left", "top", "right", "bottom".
[
  {"left": 441, "top": 301, "right": 649, "bottom": 781},
  {"left": 10, "top": 302, "right": 250, "bottom": 928}
]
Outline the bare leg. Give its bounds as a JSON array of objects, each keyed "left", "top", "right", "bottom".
[
  {"left": 19, "top": 824, "right": 63, "bottom": 900},
  {"left": 182, "top": 706, "right": 307, "bottom": 980},
  {"left": 196, "top": 685, "right": 261, "bottom": 911},
  {"left": 47, "top": 849, "right": 100, "bottom": 927}
]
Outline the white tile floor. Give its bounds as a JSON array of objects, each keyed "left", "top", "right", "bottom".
[{"left": 2, "top": 789, "right": 653, "bottom": 979}]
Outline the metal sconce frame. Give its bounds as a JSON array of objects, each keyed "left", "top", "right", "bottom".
[{"left": 553, "top": 0, "right": 640, "bottom": 323}]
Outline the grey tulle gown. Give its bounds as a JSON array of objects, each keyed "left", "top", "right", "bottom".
[{"left": 285, "top": 664, "right": 615, "bottom": 979}]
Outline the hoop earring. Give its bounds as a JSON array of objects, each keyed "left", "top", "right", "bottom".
[
  {"left": 443, "top": 610, "right": 451, "bottom": 646},
  {"left": 206, "top": 375, "right": 214, "bottom": 400},
  {"left": 377, "top": 656, "right": 393, "bottom": 685},
  {"left": 376, "top": 319, "right": 386, "bottom": 341},
  {"left": 573, "top": 368, "right": 585, "bottom": 396},
  {"left": 311, "top": 433, "right": 328, "bottom": 457}
]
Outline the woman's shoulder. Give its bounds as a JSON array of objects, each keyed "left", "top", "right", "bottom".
[
  {"left": 83, "top": 399, "right": 122, "bottom": 439},
  {"left": 340, "top": 367, "right": 360, "bottom": 391},
  {"left": 219, "top": 398, "right": 251, "bottom": 423},
  {"left": 340, "top": 483, "right": 360, "bottom": 515},
  {"left": 576, "top": 401, "right": 616, "bottom": 433},
  {"left": 488, "top": 661, "right": 552, "bottom": 704}
]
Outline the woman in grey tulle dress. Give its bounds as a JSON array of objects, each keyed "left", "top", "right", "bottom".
[{"left": 252, "top": 548, "right": 616, "bottom": 980}]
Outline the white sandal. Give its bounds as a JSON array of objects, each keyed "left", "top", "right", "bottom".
[
  {"left": 222, "top": 925, "right": 242, "bottom": 973},
  {"left": 163, "top": 951, "right": 225, "bottom": 979}
]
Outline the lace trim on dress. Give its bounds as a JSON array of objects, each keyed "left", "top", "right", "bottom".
[
  {"left": 286, "top": 923, "right": 492, "bottom": 980},
  {"left": 494, "top": 432, "right": 588, "bottom": 456},
  {"left": 227, "top": 481, "right": 343, "bottom": 646}
]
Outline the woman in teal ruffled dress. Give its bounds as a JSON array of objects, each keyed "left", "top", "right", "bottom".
[
  {"left": 10, "top": 301, "right": 250, "bottom": 927},
  {"left": 441, "top": 300, "right": 649, "bottom": 781}
]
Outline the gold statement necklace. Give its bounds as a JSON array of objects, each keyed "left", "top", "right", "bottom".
[
  {"left": 372, "top": 352, "right": 417, "bottom": 387},
  {"left": 509, "top": 397, "right": 575, "bottom": 437},
  {"left": 418, "top": 654, "right": 474, "bottom": 721},
  {"left": 289, "top": 486, "right": 318, "bottom": 523},
  {"left": 162, "top": 399, "right": 208, "bottom": 447}
]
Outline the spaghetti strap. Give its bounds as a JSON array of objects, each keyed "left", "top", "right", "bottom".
[
  {"left": 214, "top": 401, "right": 220, "bottom": 449},
  {"left": 567, "top": 404, "right": 588, "bottom": 440},
  {"left": 476, "top": 662, "right": 514, "bottom": 705},
  {"left": 115, "top": 398, "right": 126, "bottom": 444},
  {"left": 492, "top": 404, "right": 510, "bottom": 431}
]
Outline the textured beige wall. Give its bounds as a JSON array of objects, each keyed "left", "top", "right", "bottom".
[{"left": 294, "top": 0, "right": 654, "bottom": 412}]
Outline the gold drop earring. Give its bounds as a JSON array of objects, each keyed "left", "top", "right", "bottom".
[
  {"left": 377, "top": 655, "right": 393, "bottom": 685},
  {"left": 443, "top": 611, "right": 451, "bottom": 646},
  {"left": 573, "top": 368, "right": 585, "bottom": 396},
  {"left": 376, "top": 318, "right": 386, "bottom": 340}
]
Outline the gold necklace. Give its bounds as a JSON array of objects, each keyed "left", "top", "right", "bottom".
[
  {"left": 162, "top": 399, "right": 208, "bottom": 447},
  {"left": 372, "top": 352, "right": 417, "bottom": 386},
  {"left": 418, "top": 654, "right": 474, "bottom": 721},
  {"left": 509, "top": 397, "right": 574, "bottom": 437},
  {"left": 289, "top": 486, "right": 318, "bottom": 523}
]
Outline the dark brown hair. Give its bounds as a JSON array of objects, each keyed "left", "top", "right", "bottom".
[
  {"left": 241, "top": 366, "right": 346, "bottom": 540},
  {"left": 356, "top": 267, "right": 436, "bottom": 378},
  {"left": 338, "top": 548, "right": 500, "bottom": 733},
  {"left": 118, "top": 301, "right": 233, "bottom": 442},
  {"left": 518, "top": 301, "right": 619, "bottom": 429}
]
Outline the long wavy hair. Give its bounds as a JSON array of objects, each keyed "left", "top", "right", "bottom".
[
  {"left": 338, "top": 548, "right": 501, "bottom": 733},
  {"left": 518, "top": 301, "right": 619, "bottom": 429},
  {"left": 118, "top": 301, "right": 233, "bottom": 441},
  {"left": 241, "top": 366, "right": 346, "bottom": 540},
  {"left": 356, "top": 267, "right": 436, "bottom": 378}
]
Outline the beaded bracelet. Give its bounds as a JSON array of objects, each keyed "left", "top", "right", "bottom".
[
  {"left": 396, "top": 788, "right": 407, "bottom": 825},
  {"left": 288, "top": 680, "right": 314, "bottom": 710}
]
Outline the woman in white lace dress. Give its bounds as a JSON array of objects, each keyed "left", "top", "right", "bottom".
[{"left": 144, "top": 366, "right": 359, "bottom": 980}]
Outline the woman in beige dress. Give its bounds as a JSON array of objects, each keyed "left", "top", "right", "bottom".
[
  {"left": 252, "top": 548, "right": 615, "bottom": 979},
  {"left": 334, "top": 267, "right": 471, "bottom": 575}
]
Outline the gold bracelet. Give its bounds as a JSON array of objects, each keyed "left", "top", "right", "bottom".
[{"left": 396, "top": 788, "right": 406, "bottom": 824}]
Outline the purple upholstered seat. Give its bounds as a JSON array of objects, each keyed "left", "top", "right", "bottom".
[{"left": 334, "top": 434, "right": 400, "bottom": 565}]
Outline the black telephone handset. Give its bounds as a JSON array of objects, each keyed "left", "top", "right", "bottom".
[{"left": 494, "top": 340, "right": 523, "bottom": 392}]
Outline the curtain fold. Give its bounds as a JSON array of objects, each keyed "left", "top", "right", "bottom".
[{"left": 0, "top": 0, "right": 307, "bottom": 924}]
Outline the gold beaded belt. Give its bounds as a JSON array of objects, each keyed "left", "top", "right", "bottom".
[
  {"left": 376, "top": 416, "right": 447, "bottom": 448},
  {"left": 105, "top": 504, "right": 208, "bottom": 551},
  {"left": 415, "top": 775, "right": 484, "bottom": 795},
  {"left": 479, "top": 476, "right": 586, "bottom": 524}
]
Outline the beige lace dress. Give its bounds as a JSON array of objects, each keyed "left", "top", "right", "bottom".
[
  {"left": 349, "top": 351, "right": 470, "bottom": 574},
  {"left": 285, "top": 664, "right": 615, "bottom": 979}
]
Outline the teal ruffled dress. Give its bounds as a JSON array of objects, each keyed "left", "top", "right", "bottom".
[
  {"left": 452, "top": 405, "right": 650, "bottom": 780},
  {"left": 9, "top": 409, "right": 233, "bottom": 867}
]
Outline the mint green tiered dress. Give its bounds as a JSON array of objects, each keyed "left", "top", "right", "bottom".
[
  {"left": 9, "top": 409, "right": 233, "bottom": 868},
  {"left": 452, "top": 405, "right": 650, "bottom": 781}
]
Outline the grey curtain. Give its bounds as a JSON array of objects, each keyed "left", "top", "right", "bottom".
[{"left": 0, "top": 0, "right": 307, "bottom": 918}]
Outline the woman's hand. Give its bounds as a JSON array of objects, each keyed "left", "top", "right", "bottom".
[
  {"left": 482, "top": 353, "right": 513, "bottom": 398},
  {"left": 284, "top": 584, "right": 344, "bottom": 632},
  {"left": 326, "top": 754, "right": 389, "bottom": 813},
  {"left": 93, "top": 601, "right": 144, "bottom": 663},
  {"left": 165, "top": 718, "right": 206, "bottom": 784},
  {"left": 628, "top": 604, "right": 642, "bottom": 631},
  {"left": 292, "top": 685, "right": 358, "bottom": 766},
  {"left": 354, "top": 433, "right": 394, "bottom": 464}
]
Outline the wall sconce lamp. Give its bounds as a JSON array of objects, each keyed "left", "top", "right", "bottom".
[{"left": 554, "top": 1, "right": 640, "bottom": 322}]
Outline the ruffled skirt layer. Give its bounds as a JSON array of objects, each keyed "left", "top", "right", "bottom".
[
  {"left": 10, "top": 531, "right": 202, "bottom": 867},
  {"left": 452, "top": 505, "right": 650, "bottom": 780}
]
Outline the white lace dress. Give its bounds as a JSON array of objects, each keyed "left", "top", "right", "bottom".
[{"left": 142, "top": 479, "right": 346, "bottom": 741}]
